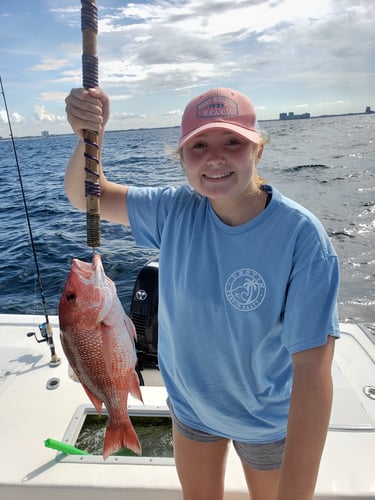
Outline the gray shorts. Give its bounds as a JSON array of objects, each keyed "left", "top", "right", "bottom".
[{"left": 167, "top": 399, "right": 285, "bottom": 471}]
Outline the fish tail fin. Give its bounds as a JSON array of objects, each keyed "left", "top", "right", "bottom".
[
  {"left": 130, "top": 370, "right": 144, "bottom": 404},
  {"left": 103, "top": 418, "right": 142, "bottom": 460}
]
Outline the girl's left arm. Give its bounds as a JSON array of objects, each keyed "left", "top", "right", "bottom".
[{"left": 277, "top": 335, "right": 336, "bottom": 500}]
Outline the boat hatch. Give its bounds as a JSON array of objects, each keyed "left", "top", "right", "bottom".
[{"left": 60, "top": 404, "right": 175, "bottom": 465}]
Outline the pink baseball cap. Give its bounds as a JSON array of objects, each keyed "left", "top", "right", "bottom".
[{"left": 178, "top": 88, "right": 260, "bottom": 148}]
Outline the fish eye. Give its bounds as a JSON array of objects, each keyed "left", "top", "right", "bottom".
[{"left": 66, "top": 292, "right": 76, "bottom": 302}]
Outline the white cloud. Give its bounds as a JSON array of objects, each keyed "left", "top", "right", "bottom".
[
  {"left": 40, "top": 91, "right": 68, "bottom": 102},
  {"left": 85, "top": 0, "right": 334, "bottom": 98},
  {"left": 33, "top": 105, "right": 57, "bottom": 122},
  {"left": 0, "top": 109, "right": 8, "bottom": 124},
  {"left": 1, "top": 0, "right": 374, "bottom": 136},
  {"left": 0, "top": 109, "right": 24, "bottom": 124},
  {"left": 165, "top": 109, "right": 182, "bottom": 116},
  {"left": 32, "top": 57, "right": 69, "bottom": 71},
  {"left": 44, "top": 0, "right": 374, "bottom": 108},
  {"left": 12, "top": 112, "right": 24, "bottom": 123},
  {"left": 110, "top": 94, "right": 132, "bottom": 101},
  {"left": 318, "top": 100, "right": 345, "bottom": 106}
]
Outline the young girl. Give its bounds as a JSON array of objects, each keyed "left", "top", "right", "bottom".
[{"left": 65, "top": 86, "right": 340, "bottom": 500}]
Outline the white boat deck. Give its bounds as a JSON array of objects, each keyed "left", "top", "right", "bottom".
[{"left": 0, "top": 314, "right": 374, "bottom": 499}]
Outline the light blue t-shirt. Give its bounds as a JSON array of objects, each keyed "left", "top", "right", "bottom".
[{"left": 127, "top": 184, "right": 340, "bottom": 443}]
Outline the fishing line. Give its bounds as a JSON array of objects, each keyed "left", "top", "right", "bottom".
[{"left": 0, "top": 75, "right": 60, "bottom": 366}]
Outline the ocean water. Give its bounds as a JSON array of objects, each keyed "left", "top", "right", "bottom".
[{"left": 0, "top": 114, "right": 374, "bottom": 334}]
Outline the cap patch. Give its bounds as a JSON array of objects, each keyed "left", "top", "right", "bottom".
[{"left": 196, "top": 96, "right": 238, "bottom": 119}]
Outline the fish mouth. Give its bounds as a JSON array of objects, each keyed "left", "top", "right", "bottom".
[
  {"left": 71, "top": 258, "right": 95, "bottom": 281},
  {"left": 203, "top": 172, "right": 233, "bottom": 180},
  {"left": 71, "top": 254, "right": 104, "bottom": 278},
  {"left": 70, "top": 256, "right": 107, "bottom": 292}
]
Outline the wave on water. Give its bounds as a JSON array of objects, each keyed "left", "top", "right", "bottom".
[{"left": 284, "top": 164, "right": 330, "bottom": 172}]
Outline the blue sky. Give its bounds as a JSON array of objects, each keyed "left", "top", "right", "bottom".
[{"left": 1, "top": 0, "right": 374, "bottom": 137}]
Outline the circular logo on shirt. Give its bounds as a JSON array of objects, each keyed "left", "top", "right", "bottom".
[{"left": 225, "top": 269, "right": 266, "bottom": 311}]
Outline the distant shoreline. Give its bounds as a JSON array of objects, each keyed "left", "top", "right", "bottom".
[
  {"left": 1, "top": 111, "right": 374, "bottom": 141},
  {"left": 260, "top": 110, "right": 375, "bottom": 123}
]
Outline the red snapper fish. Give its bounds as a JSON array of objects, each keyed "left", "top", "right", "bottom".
[{"left": 59, "top": 253, "right": 143, "bottom": 459}]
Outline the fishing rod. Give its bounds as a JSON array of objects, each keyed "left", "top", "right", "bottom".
[
  {"left": 0, "top": 75, "right": 60, "bottom": 367},
  {"left": 81, "top": 0, "right": 101, "bottom": 249}
]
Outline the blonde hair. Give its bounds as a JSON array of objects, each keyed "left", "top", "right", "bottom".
[{"left": 254, "top": 128, "right": 270, "bottom": 187}]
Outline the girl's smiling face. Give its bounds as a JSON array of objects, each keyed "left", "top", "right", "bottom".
[{"left": 181, "top": 129, "right": 262, "bottom": 202}]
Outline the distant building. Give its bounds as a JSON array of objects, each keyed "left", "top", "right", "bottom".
[
  {"left": 279, "top": 112, "right": 311, "bottom": 120},
  {"left": 41, "top": 130, "right": 49, "bottom": 137},
  {"left": 365, "top": 106, "right": 374, "bottom": 114}
]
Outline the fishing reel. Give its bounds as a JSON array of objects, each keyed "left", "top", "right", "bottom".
[
  {"left": 27, "top": 322, "right": 61, "bottom": 367},
  {"left": 27, "top": 322, "right": 50, "bottom": 344}
]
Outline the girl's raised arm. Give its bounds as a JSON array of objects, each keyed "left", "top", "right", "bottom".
[{"left": 64, "top": 87, "right": 130, "bottom": 226}]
